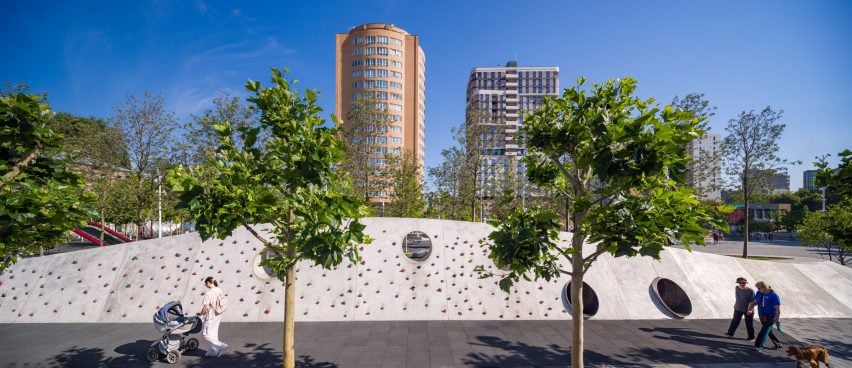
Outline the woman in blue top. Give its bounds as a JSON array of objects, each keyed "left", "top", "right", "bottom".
[{"left": 748, "top": 281, "right": 782, "bottom": 351}]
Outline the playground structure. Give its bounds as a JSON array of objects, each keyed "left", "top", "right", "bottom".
[{"left": 1, "top": 217, "right": 850, "bottom": 323}]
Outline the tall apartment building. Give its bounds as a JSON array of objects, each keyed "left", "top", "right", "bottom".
[
  {"left": 335, "top": 23, "right": 426, "bottom": 202},
  {"left": 465, "top": 61, "right": 559, "bottom": 197},
  {"left": 687, "top": 132, "right": 722, "bottom": 200},
  {"left": 803, "top": 169, "right": 817, "bottom": 191}
]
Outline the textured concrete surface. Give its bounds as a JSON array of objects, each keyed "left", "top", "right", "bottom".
[
  {"left": 2, "top": 319, "right": 849, "bottom": 367},
  {"left": 1, "top": 218, "right": 851, "bottom": 323}
]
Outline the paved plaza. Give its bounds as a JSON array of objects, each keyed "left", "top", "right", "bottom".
[{"left": 1, "top": 319, "right": 849, "bottom": 367}]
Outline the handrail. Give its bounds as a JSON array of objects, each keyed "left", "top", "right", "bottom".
[
  {"left": 87, "top": 220, "right": 132, "bottom": 242},
  {"left": 72, "top": 228, "right": 106, "bottom": 246}
]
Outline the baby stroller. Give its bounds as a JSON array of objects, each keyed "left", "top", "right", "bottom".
[{"left": 146, "top": 300, "right": 203, "bottom": 364}]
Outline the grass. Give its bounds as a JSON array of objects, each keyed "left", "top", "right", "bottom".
[{"left": 724, "top": 254, "right": 794, "bottom": 261}]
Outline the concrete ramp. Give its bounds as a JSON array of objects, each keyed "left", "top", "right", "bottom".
[{"left": 0, "top": 218, "right": 849, "bottom": 323}]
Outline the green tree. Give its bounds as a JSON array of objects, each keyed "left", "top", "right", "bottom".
[
  {"left": 477, "top": 77, "right": 727, "bottom": 368},
  {"left": 176, "top": 94, "right": 257, "bottom": 166},
  {"left": 721, "top": 107, "right": 794, "bottom": 257},
  {"left": 1, "top": 93, "right": 94, "bottom": 270},
  {"left": 798, "top": 201, "right": 851, "bottom": 265},
  {"left": 383, "top": 149, "right": 426, "bottom": 217},
  {"left": 815, "top": 149, "right": 852, "bottom": 201},
  {"left": 111, "top": 92, "right": 177, "bottom": 239},
  {"left": 168, "top": 69, "right": 369, "bottom": 368}
]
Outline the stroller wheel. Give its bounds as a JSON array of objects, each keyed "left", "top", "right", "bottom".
[
  {"left": 186, "top": 338, "right": 199, "bottom": 351},
  {"left": 145, "top": 347, "right": 159, "bottom": 362},
  {"left": 165, "top": 350, "right": 181, "bottom": 364}
]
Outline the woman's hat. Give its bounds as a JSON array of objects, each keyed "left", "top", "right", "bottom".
[{"left": 736, "top": 277, "right": 748, "bottom": 284}]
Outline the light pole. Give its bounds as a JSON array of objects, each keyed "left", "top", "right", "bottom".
[
  {"left": 156, "top": 169, "right": 163, "bottom": 238},
  {"left": 820, "top": 186, "right": 826, "bottom": 212}
]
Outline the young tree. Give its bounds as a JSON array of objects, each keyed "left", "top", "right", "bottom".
[
  {"left": 168, "top": 69, "right": 369, "bottom": 368},
  {"left": 478, "top": 77, "right": 726, "bottom": 368},
  {"left": 721, "top": 107, "right": 793, "bottom": 257},
  {"left": 1, "top": 93, "right": 94, "bottom": 270},
  {"left": 671, "top": 93, "right": 720, "bottom": 199},
  {"left": 383, "top": 149, "right": 426, "bottom": 217}
]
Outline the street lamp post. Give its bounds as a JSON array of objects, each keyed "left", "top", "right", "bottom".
[{"left": 819, "top": 186, "right": 826, "bottom": 212}]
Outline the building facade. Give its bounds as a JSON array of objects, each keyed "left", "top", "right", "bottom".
[
  {"left": 465, "top": 61, "right": 559, "bottom": 198},
  {"left": 335, "top": 23, "right": 426, "bottom": 201},
  {"left": 803, "top": 169, "right": 817, "bottom": 191},
  {"left": 687, "top": 132, "right": 722, "bottom": 200}
]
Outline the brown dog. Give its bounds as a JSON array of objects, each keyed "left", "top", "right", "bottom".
[{"left": 786, "top": 345, "right": 830, "bottom": 368}]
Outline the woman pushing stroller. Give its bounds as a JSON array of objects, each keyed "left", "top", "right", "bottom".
[{"left": 197, "top": 276, "right": 229, "bottom": 357}]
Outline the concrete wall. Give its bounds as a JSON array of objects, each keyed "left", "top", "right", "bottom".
[{"left": 1, "top": 218, "right": 849, "bottom": 323}]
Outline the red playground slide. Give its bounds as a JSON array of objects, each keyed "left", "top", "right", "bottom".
[
  {"left": 72, "top": 228, "right": 107, "bottom": 246},
  {"left": 87, "top": 220, "right": 132, "bottom": 242}
]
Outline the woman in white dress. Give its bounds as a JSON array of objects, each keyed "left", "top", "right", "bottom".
[{"left": 197, "top": 276, "right": 228, "bottom": 357}]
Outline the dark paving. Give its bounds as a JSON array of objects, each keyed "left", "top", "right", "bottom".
[{"left": 0, "top": 319, "right": 849, "bottom": 367}]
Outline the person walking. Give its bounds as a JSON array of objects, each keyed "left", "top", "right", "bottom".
[
  {"left": 725, "top": 277, "right": 755, "bottom": 340},
  {"left": 197, "top": 276, "right": 228, "bottom": 357},
  {"left": 749, "top": 281, "right": 782, "bottom": 351}
]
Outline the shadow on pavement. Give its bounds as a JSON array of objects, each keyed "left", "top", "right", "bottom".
[
  {"left": 42, "top": 342, "right": 335, "bottom": 368},
  {"left": 637, "top": 326, "right": 793, "bottom": 363}
]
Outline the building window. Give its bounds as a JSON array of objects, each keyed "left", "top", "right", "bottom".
[
  {"left": 390, "top": 49, "right": 402, "bottom": 57},
  {"left": 351, "top": 93, "right": 362, "bottom": 100},
  {"left": 391, "top": 71, "right": 402, "bottom": 78},
  {"left": 365, "top": 36, "right": 377, "bottom": 44},
  {"left": 389, "top": 115, "right": 402, "bottom": 122},
  {"left": 378, "top": 36, "right": 388, "bottom": 44},
  {"left": 390, "top": 60, "right": 402, "bottom": 68},
  {"left": 352, "top": 59, "right": 362, "bottom": 67},
  {"left": 352, "top": 37, "right": 364, "bottom": 45},
  {"left": 352, "top": 81, "right": 362, "bottom": 89},
  {"left": 389, "top": 103, "right": 403, "bottom": 112},
  {"left": 390, "top": 81, "right": 403, "bottom": 89},
  {"left": 391, "top": 38, "right": 402, "bottom": 46},
  {"left": 391, "top": 125, "right": 402, "bottom": 132},
  {"left": 365, "top": 47, "right": 377, "bottom": 55},
  {"left": 390, "top": 92, "right": 403, "bottom": 100},
  {"left": 365, "top": 80, "right": 388, "bottom": 89},
  {"left": 390, "top": 137, "right": 403, "bottom": 144},
  {"left": 351, "top": 48, "right": 363, "bottom": 56},
  {"left": 377, "top": 47, "right": 388, "bottom": 55},
  {"left": 352, "top": 70, "right": 363, "bottom": 78}
]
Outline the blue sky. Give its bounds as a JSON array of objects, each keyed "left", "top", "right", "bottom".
[{"left": 2, "top": 0, "right": 850, "bottom": 190}]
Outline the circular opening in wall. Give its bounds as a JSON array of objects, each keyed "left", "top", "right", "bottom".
[
  {"left": 252, "top": 250, "right": 275, "bottom": 280},
  {"left": 651, "top": 277, "right": 692, "bottom": 318},
  {"left": 561, "top": 281, "right": 599, "bottom": 319},
  {"left": 402, "top": 231, "right": 432, "bottom": 261}
]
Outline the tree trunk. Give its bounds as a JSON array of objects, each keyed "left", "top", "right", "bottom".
[
  {"left": 283, "top": 243, "right": 296, "bottom": 368},
  {"left": 99, "top": 213, "right": 106, "bottom": 245},
  {"left": 742, "top": 174, "right": 749, "bottom": 258},
  {"left": 283, "top": 212, "right": 297, "bottom": 368},
  {"left": 570, "top": 240, "right": 585, "bottom": 367}
]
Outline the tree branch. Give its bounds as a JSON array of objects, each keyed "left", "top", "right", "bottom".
[
  {"left": 582, "top": 249, "right": 608, "bottom": 272},
  {"left": 1, "top": 148, "right": 40, "bottom": 189},
  {"left": 243, "top": 223, "right": 271, "bottom": 247}
]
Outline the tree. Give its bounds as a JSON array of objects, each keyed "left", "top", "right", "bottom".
[
  {"left": 477, "top": 77, "right": 727, "bottom": 368},
  {"left": 815, "top": 149, "right": 852, "bottom": 201},
  {"left": 111, "top": 92, "right": 177, "bottom": 239},
  {"left": 721, "top": 107, "right": 793, "bottom": 257},
  {"left": 340, "top": 96, "right": 393, "bottom": 208},
  {"left": 671, "top": 93, "right": 720, "bottom": 199},
  {"left": 798, "top": 200, "right": 851, "bottom": 265},
  {"left": 427, "top": 145, "right": 470, "bottom": 220},
  {"left": 383, "top": 149, "right": 426, "bottom": 217},
  {"left": 168, "top": 69, "right": 369, "bottom": 368},
  {"left": 1, "top": 92, "right": 94, "bottom": 271},
  {"left": 176, "top": 94, "right": 257, "bottom": 166}
]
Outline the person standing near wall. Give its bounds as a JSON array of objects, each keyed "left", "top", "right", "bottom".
[
  {"left": 197, "top": 276, "right": 229, "bottom": 357},
  {"left": 725, "top": 277, "right": 755, "bottom": 340}
]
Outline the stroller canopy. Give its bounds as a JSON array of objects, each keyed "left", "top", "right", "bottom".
[{"left": 156, "top": 301, "right": 185, "bottom": 322}]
